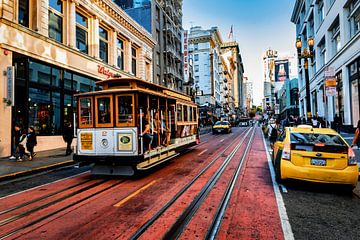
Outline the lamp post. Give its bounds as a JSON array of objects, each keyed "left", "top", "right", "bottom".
[{"left": 296, "top": 36, "right": 314, "bottom": 123}]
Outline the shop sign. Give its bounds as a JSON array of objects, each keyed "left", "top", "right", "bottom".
[
  {"left": 97, "top": 65, "right": 117, "bottom": 79},
  {"left": 6, "top": 66, "right": 14, "bottom": 106},
  {"left": 326, "top": 86, "right": 336, "bottom": 96}
]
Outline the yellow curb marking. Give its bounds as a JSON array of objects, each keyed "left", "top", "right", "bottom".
[
  {"left": 114, "top": 180, "right": 157, "bottom": 207},
  {"left": 0, "top": 160, "right": 74, "bottom": 180},
  {"left": 198, "top": 149, "right": 208, "bottom": 156}
]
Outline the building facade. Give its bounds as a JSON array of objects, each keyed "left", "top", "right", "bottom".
[
  {"left": 278, "top": 78, "right": 299, "bottom": 119},
  {"left": 291, "top": 0, "right": 360, "bottom": 130},
  {"left": 0, "top": 0, "right": 155, "bottom": 157},
  {"left": 116, "top": 0, "right": 184, "bottom": 91}
]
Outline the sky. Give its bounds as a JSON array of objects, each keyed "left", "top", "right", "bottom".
[{"left": 182, "top": 0, "right": 297, "bottom": 106}]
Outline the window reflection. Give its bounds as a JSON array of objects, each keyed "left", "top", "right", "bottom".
[{"left": 97, "top": 97, "right": 111, "bottom": 124}]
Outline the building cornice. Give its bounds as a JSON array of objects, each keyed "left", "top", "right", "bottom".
[
  {"left": 81, "top": 0, "right": 156, "bottom": 47},
  {"left": 291, "top": 0, "right": 304, "bottom": 23}
]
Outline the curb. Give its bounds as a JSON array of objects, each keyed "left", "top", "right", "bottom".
[{"left": 0, "top": 160, "right": 75, "bottom": 182}]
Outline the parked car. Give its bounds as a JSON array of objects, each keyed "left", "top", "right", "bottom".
[
  {"left": 272, "top": 125, "right": 358, "bottom": 189},
  {"left": 212, "top": 121, "right": 232, "bottom": 134}
]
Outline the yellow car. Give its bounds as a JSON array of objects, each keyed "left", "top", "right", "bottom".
[
  {"left": 212, "top": 121, "right": 232, "bottom": 134},
  {"left": 273, "top": 125, "right": 358, "bottom": 189}
]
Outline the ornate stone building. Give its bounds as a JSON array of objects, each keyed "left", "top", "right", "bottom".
[{"left": 0, "top": 0, "right": 155, "bottom": 157}]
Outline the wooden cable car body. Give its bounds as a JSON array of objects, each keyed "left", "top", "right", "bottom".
[{"left": 73, "top": 77, "right": 199, "bottom": 176}]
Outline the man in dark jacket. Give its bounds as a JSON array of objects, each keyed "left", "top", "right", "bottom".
[
  {"left": 63, "top": 123, "right": 74, "bottom": 156},
  {"left": 9, "top": 123, "right": 25, "bottom": 160}
]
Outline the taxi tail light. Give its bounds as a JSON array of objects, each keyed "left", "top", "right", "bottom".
[
  {"left": 348, "top": 147, "right": 357, "bottom": 165},
  {"left": 282, "top": 143, "right": 291, "bottom": 161}
]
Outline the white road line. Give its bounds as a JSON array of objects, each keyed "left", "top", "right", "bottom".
[
  {"left": 279, "top": 184, "right": 288, "bottom": 193},
  {"left": 198, "top": 149, "right": 208, "bottom": 156},
  {"left": 220, "top": 139, "right": 225, "bottom": 142},
  {"left": 262, "top": 132, "right": 294, "bottom": 240}
]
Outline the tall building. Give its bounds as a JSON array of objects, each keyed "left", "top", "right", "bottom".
[
  {"left": 262, "top": 49, "right": 278, "bottom": 112},
  {"left": 116, "top": 0, "right": 184, "bottom": 91},
  {"left": 188, "top": 26, "right": 223, "bottom": 121},
  {"left": 0, "top": 0, "right": 155, "bottom": 157},
  {"left": 243, "top": 76, "right": 253, "bottom": 114},
  {"left": 291, "top": 0, "right": 360, "bottom": 129}
]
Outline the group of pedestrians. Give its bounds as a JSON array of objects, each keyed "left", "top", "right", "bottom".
[
  {"left": 9, "top": 124, "right": 37, "bottom": 162},
  {"left": 9, "top": 122, "right": 74, "bottom": 162}
]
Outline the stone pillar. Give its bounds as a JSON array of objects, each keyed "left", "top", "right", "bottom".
[
  {"left": 110, "top": 30, "right": 117, "bottom": 67},
  {"left": 125, "top": 41, "right": 132, "bottom": 73},
  {"left": 0, "top": 48, "right": 13, "bottom": 157},
  {"left": 68, "top": 0, "right": 76, "bottom": 48},
  {"left": 92, "top": 16, "right": 99, "bottom": 59}
]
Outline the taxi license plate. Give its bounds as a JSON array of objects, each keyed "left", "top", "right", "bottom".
[
  {"left": 217, "top": 129, "right": 221, "bottom": 132},
  {"left": 311, "top": 158, "right": 326, "bottom": 166}
]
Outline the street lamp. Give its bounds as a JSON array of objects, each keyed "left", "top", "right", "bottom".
[{"left": 296, "top": 36, "right": 314, "bottom": 123}]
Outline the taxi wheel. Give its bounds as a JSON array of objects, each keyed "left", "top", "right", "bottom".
[{"left": 274, "top": 152, "right": 282, "bottom": 183}]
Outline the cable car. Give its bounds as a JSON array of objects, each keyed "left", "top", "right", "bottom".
[{"left": 73, "top": 77, "right": 199, "bottom": 176}]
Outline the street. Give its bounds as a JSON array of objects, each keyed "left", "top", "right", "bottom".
[{"left": 0, "top": 127, "right": 359, "bottom": 239}]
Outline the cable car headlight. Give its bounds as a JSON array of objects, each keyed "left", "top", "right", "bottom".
[{"left": 101, "top": 139, "right": 109, "bottom": 148}]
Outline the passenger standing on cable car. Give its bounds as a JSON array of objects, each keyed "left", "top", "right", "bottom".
[
  {"left": 139, "top": 112, "right": 152, "bottom": 152},
  {"left": 151, "top": 111, "right": 159, "bottom": 149}
]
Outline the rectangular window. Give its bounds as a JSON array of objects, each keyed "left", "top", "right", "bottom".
[
  {"left": 335, "top": 71, "right": 344, "bottom": 121},
  {"left": 177, "top": 104, "right": 183, "bottom": 122},
  {"left": 117, "top": 38, "right": 124, "bottom": 70},
  {"left": 194, "top": 43, "right": 198, "bottom": 50},
  {"left": 132, "top": 47, "right": 137, "bottom": 75},
  {"left": 330, "top": 18, "right": 340, "bottom": 56},
  {"left": 48, "top": 0, "right": 63, "bottom": 42},
  {"left": 194, "top": 65, "right": 199, "bottom": 72},
  {"left": 184, "top": 105, "right": 188, "bottom": 122},
  {"left": 349, "top": 4, "right": 360, "bottom": 38},
  {"left": 194, "top": 54, "right": 199, "bottom": 61},
  {"left": 318, "top": 38, "right": 326, "bottom": 67},
  {"left": 76, "top": 12, "right": 88, "bottom": 54},
  {"left": 96, "top": 95, "right": 113, "bottom": 127},
  {"left": 18, "top": 0, "right": 29, "bottom": 27},
  {"left": 318, "top": 0, "right": 324, "bottom": 24},
  {"left": 99, "top": 27, "right": 108, "bottom": 63},
  {"left": 79, "top": 97, "right": 93, "bottom": 128},
  {"left": 116, "top": 95, "right": 134, "bottom": 127}
]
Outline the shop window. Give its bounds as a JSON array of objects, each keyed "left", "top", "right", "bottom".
[
  {"left": 29, "top": 61, "right": 51, "bottom": 85},
  {"left": 18, "top": 0, "right": 29, "bottom": 27},
  {"left": 52, "top": 68, "right": 61, "bottom": 87},
  {"left": 64, "top": 94, "right": 73, "bottom": 125},
  {"left": 116, "top": 95, "right": 134, "bottom": 127},
  {"left": 64, "top": 71, "right": 73, "bottom": 90},
  {"left": 96, "top": 96, "right": 113, "bottom": 126},
  {"left": 73, "top": 73, "right": 95, "bottom": 92},
  {"left": 349, "top": 59, "right": 359, "bottom": 127},
  {"left": 117, "top": 38, "right": 124, "bottom": 70},
  {"left": 28, "top": 88, "right": 52, "bottom": 135},
  {"left": 76, "top": 12, "right": 88, "bottom": 54},
  {"left": 132, "top": 47, "right": 137, "bottom": 75},
  {"left": 79, "top": 97, "right": 93, "bottom": 127},
  {"left": 99, "top": 26, "right": 108, "bottom": 63},
  {"left": 48, "top": 0, "right": 63, "bottom": 43}
]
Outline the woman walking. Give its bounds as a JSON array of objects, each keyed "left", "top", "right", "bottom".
[{"left": 26, "top": 127, "right": 37, "bottom": 160}]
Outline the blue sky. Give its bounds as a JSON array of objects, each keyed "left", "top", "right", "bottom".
[{"left": 183, "top": 0, "right": 296, "bottom": 106}]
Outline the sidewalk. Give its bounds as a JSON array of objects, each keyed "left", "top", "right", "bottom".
[{"left": 0, "top": 148, "right": 74, "bottom": 181}]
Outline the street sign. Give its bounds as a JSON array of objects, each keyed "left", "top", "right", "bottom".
[
  {"left": 325, "top": 78, "right": 337, "bottom": 87},
  {"left": 326, "top": 86, "right": 336, "bottom": 96},
  {"left": 324, "top": 67, "right": 335, "bottom": 77}
]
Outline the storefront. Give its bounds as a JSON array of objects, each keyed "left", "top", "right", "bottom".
[
  {"left": 349, "top": 57, "right": 360, "bottom": 127},
  {"left": 12, "top": 53, "right": 98, "bottom": 136}
]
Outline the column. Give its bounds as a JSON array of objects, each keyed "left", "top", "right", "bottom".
[
  {"left": 124, "top": 41, "right": 132, "bottom": 73},
  {"left": 91, "top": 16, "right": 99, "bottom": 59},
  {"left": 110, "top": 30, "right": 117, "bottom": 67},
  {"left": 68, "top": 0, "right": 76, "bottom": 48}
]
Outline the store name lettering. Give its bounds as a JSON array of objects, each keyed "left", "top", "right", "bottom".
[{"left": 97, "top": 65, "right": 116, "bottom": 79}]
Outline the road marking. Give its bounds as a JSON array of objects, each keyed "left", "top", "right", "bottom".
[
  {"left": 198, "top": 149, "right": 208, "bottom": 156},
  {"left": 220, "top": 139, "right": 225, "bottom": 142},
  {"left": 114, "top": 180, "right": 157, "bottom": 207},
  {"left": 262, "top": 132, "right": 294, "bottom": 240},
  {"left": 279, "top": 184, "right": 288, "bottom": 193}
]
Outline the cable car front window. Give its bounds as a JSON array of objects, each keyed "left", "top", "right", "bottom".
[
  {"left": 97, "top": 97, "right": 111, "bottom": 124},
  {"left": 79, "top": 97, "right": 92, "bottom": 127},
  {"left": 117, "top": 95, "right": 134, "bottom": 126}
]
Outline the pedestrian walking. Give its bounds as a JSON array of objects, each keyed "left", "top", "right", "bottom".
[
  {"left": 25, "top": 127, "right": 37, "bottom": 160},
  {"left": 268, "top": 119, "right": 278, "bottom": 149},
  {"left": 351, "top": 120, "right": 360, "bottom": 149},
  {"left": 334, "top": 114, "right": 342, "bottom": 133},
  {"left": 63, "top": 123, "right": 74, "bottom": 156},
  {"left": 9, "top": 123, "right": 25, "bottom": 161}
]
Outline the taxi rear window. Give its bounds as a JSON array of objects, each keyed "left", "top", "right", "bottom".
[
  {"left": 290, "top": 133, "right": 347, "bottom": 146},
  {"left": 215, "top": 121, "right": 229, "bottom": 125}
]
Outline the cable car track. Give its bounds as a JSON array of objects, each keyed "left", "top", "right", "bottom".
[
  {"left": 0, "top": 179, "right": 126, "bottom": 240},
  {"left": 129, "top": 127, "right": 254, "bottom": 240}
]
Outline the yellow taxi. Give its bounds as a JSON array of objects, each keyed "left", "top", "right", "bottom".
[
  {"left": 212, "top": 121, "right": 232, "bottom": 134},
  {"left": 273, "top": 125, "right": 358, "bottom": 189}
]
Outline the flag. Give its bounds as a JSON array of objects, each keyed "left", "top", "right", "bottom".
[{"left": 228, "top": 25, "right": 233, "bottom": 40}]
